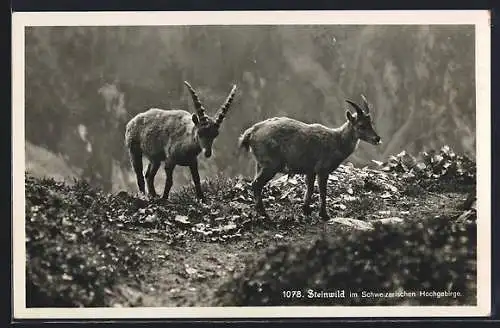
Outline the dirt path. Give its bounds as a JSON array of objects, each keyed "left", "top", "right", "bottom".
[{"left": 115, "top": 190, "right": 468, "bottom": 307}]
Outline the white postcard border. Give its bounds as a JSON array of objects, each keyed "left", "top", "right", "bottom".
[{"left": 12, "top": 10, "right": 491, "bottom": 319}]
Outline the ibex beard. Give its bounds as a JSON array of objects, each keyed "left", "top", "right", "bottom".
[
  {"left": 125, "top": 81, "right": 237, "bottom": 201},
  {"left": 239, "top": 95, "right": 382, "bottom": 219}
]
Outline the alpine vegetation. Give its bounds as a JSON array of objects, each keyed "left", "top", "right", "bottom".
[
  {"left": 239, "top": 95, "right": 382, "bottom": 219},
  {"left": 125, "top": 81, "right": 237, "bottom": 201}
]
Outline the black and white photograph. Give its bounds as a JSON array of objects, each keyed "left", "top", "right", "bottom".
[{"left": 12, "top": 10, "right": 491, "bottom": 319}]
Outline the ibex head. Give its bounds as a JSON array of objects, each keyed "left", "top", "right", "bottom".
[
  {"left": 184, "top": 81, "right": 237, "bottom": 158},
  {"left": 345, "top": 95, "right": 382, "bottom": 145}
]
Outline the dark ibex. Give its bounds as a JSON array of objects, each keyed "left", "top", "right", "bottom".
[
  {"left": 125, "top": 81, "right": 237, "bottom": 201},
  {"left": 239, "top": 95, "right": 381, "bottom": 219}
]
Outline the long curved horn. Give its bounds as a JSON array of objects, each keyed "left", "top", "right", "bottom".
[
  {"left": 345, "top": 99, "right": 364, "bottom": 117},
  {"left": 215, "top": 84, "right": 237, "bottom": 125},
  {"left": 361, "top": 94, "right": 370, "bottom": 113},
  {"left": 184, "top": 81, "right": 206, "bottom": 117}
]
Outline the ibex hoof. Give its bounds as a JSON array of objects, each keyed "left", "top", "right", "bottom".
[
  {"left": 257, "top": 213, "right": 269, "bottom": 219},
  {"left": 256, "top": 207, "right": 268, "bottom": 218},
  {"left": 302, "top": 205, "right": 313, "bottom": 216}
]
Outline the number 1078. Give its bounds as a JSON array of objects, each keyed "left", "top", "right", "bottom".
[{"left": 282, "top": 290, "right": 303, "bottom": 298}]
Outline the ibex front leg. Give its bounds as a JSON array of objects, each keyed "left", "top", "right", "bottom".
[
  {"left": 162, "top": 163, "right": 175, "bottom": 200},
  {"left": 302, "top": 172, "right": 316, "bottom": 216},
  {"left": 318, "top": 173, "right": 329, "bottom": 219},
  {"left": 189, "top": 161, "right": 205, "bottom": 202}
]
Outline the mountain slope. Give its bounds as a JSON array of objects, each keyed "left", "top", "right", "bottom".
[{"left": 25, "top": 146, "right": 477, "bottom": 307}]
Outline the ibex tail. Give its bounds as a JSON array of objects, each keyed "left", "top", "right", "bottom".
[{"left": 238, "top": 127, "right": 254, "bottom": 152}]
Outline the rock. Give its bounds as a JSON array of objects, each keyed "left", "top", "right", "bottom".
[
  {"left": 327, "top": 217, "right": 374, "bottom": 231},
  {"left": 374, "top": 217, "right": 404, "bottom": 225},
  {"left": 174, "top": 215, "right": 191, "bottom": 225}
]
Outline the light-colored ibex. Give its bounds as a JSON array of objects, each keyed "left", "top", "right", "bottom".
[
  {"left": 125, "top": 81, "right": 237, "bottom": 201},
  {"left": 239, "top": 95, "right": 381, "bottom": 219}
]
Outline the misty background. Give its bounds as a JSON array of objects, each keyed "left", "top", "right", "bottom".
[{"left": 24, "top": 25, "right": 476, "bottom": 193}]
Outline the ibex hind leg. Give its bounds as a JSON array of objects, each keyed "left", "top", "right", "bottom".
[
  {"left": 254, "top": 162, "right": 261, "bottom": 175},
  {"left": 129, "top": 145, "right": 145, "bottom": 194},
  {"left": 251, "top": 165, "right": 279, "bottom": 217},
  {"left": 145, "top": 160, "right": 161, "bottom": 198}
]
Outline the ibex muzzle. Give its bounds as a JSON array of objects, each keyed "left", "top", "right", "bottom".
[
  {"left": 239, "top": 94, "right": 381, "bottom": 219},
  {"left": 125, "top": 81, "right": 237, "bottom": 201}
]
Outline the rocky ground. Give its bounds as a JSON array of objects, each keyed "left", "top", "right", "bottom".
[{"left": 25, "top": 146, "right": 477, "bottom": 307}]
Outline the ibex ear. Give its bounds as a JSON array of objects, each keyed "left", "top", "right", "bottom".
[
  {"left": 192, "top": 113, "right": 199, "bottom": 126},
  {"left": 346, "top": 110, "right": 356, "bottom": 123}
]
